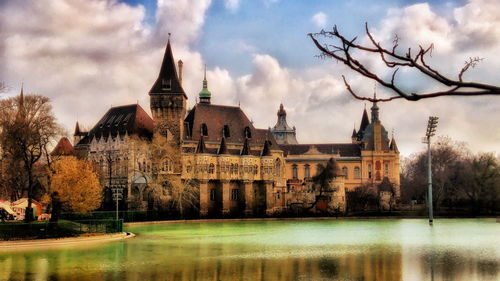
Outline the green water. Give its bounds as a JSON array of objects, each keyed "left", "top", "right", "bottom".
[{"left": 0, "top": 219, "right": 498, "bottom": 281}]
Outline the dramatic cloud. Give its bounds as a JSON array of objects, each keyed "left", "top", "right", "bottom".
[
  {"left": 311, "top": 12, "right": 327, "bottom": 28},
  {"left": 0, "top": 0, "right": 498, "bottom": 156}
]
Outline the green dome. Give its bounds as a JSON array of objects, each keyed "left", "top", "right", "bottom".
[{"left": 199, "top": 87, "right": 211, "bottom": 98}]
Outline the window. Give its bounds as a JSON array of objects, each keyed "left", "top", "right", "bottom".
[
  {"left": 276, "top": 191, "right": 280, "bottom": 200},
  {"left": 304, "top": 164, "right": 310, "bottom": 178},
  {"left": 342, "top": 167, "right": 348, "bottom": 179},
  {"left": 368, "top": 164, "right": 372, "bottom": 179},
  {"left": 384, "top": 162, "right": 389, "bottom": 177},
  {"left": 231, "top": 163, "right": 239, "bottom": 174},
  {"left": 292, "top": 164, "right": 298, "bottom": 179},
  {"left": 209, "top": 163, "right": 215, "bottom": 174},
  {"left": 186, "top": 162, "right": 192, "bottom": 173},
  {"left": 161, "top": 78, "right": 171, "bottom": 90},
  {"left": 231, "top": 189, "right": 239, "bottom": 201},
  {"left": 201, "top": 123, "right": 208, "bottom": 136},
  {"left": 274, "top": 158, "right": 281, "bottom": 177},
  {"left": 354, "top": 167, "right": 361, "bottom": 179},
  {"left": 253, "top": 164, "right": 258, "bottom": 175},
  {"left": 244, "top": 126, "right": 252, "bottom": 139},
  {"left": 210, "top": 189, "right": 216, "bottom": 201},
  {"left": 223, "top": 125, "right": 230, "bottom": 138}
]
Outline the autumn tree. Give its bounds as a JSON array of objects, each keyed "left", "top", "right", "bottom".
[
  {"left": 309, "top": 23, "right": 500, "bottom": 102},
  {"left": 47, "top": 157, "right": 102, "bottom": 221},
  {"left": 0, "top": 92, "right": 61, "bottom": 221}
]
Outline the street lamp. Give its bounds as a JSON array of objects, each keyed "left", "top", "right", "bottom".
[{"left": 422, "top": 116, "right": 438, "bottom": 226}]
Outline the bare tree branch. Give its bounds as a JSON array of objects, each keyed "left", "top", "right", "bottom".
[{"left": 308, "top": 23, "right": 500, "bottom": 102}]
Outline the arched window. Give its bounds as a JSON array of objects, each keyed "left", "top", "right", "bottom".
[
  {"left": 292, "top": 164, "right": 298, "bottom": 179},
  {"left": 274, "top": 158, "right": 281, "bottom": 177},
  {"left": 244, "top": 126, "right": 252, "bottom": 139},
  {"left": 368, "top": 164, "right": 372, "bottom": 179},
  {"left": 201, "top": 123, "right": 208, "bottom": 136},
  {"left": 384, "top": 162, "right": 389, "bottom": 177},
  {"left": 223, "top": 125, "right": 230, "bottom": 138},
  {"left": 342, "top": 167, "right": 348, "bottom": 179},
  {"left": 186, "top": 161, "right": 192, "bottom": 173},
  {"left": 304, "top": 164, "right": 310, "bottom": 178},
  {"left": 209, "top": 163, "right": 215, "bottom": 174},
  {"left": 354, "top": 167, "right": 361, "bottom": 179},
  {"left": 254, "top": 164, "right": 258, "bottom": 175}
]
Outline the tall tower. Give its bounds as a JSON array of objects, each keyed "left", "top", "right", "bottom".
[
  {"left": 271, "top": 103, "right": 298, "bottom": 144},
  {"left": 149, "top": 36, "right": 187, "bottom": 143}
]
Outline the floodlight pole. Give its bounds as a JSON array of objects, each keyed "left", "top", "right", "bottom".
[{"left": 423, "top": 116, "right": 438, "bottom": 226}]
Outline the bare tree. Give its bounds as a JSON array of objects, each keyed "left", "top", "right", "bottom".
[
  {"left": 309, "top": 23, "right": 500, "bottom": 102},
  {"left": 0, "top": 94, "right": 61, "bottom": 222}
]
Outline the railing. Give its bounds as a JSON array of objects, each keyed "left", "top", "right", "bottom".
[{"left": 0, "top": 219, "right": 123, "bottom": 240}]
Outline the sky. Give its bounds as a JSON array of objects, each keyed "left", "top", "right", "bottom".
[{"left": 0, "top": 0, "right": 498, "bottom": 157}]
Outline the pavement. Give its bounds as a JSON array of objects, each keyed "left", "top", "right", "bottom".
[{"left": 0, "top": 232, "right": 135, "bottom": 250}]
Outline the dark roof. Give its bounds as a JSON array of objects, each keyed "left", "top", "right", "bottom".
[
  {"left": 357, "top": 108, "right": 370, "bottom": 140},
  {"left": 389, "top": 136, "right": 399, "bottom": 152},
  {"left": 50, "top": 137, "right": 75, "bottom": 156},
  {"left": 149, "top": 39, "right": 186, "bottom": 97},
  {"left": 351, "top": 128, "right": 357, "bottom": 138},
  {"left": 184, "top": 103, "right": 277, "bottom": 146},
  {"left": 77, "top": 104, "right": 153, "bottom": 145},
  {"left": 361, "top": 122, "right": 390, "bottom": 151},
  {"left": 279, "top": 143, "right": 361, "bottom": 157}
]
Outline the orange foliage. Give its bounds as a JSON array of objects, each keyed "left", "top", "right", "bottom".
[{"left": 51, "top": 157, "right": 102, "bottom": 214}]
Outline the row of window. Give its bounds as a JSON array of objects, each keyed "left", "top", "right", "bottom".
[
  {"left": 291, "top": 163, "right": 390, "bottom": 180},
  {"left": 187, "top": 159, "right": 282, "bottom": 176},
  {"left": 200, "top": 124, "right": 252, "bottom": 139}
]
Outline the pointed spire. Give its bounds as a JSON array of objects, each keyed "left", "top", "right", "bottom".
[
  {"left": 149, "top": 35, "right": 186, "bottom": 97},
  {"left": 74, "top": 121, "right": 81, "bottom": 136},
  {"left": 218, "top": 136, "right": 228, "bottom": 155},
  {"left": 359, "top": 107, "right": 370, "bottom": 134},
  {"left": 19, "top": 83, "right": 24, "bottom": 107},
  {"left": 389, "top": 134, "right": 399, "bottom": 153},
  {"left": 199, "top": 64, "right": 212, "bottom": 104},
  {"left": 196, "top": 135, "right": 206, "bottom": 154},
  {"left": 261, "top": 140, "right": 272, "bottom": 157},
  {"left": 351, "top": 127, "right": 357, "bottom": 138},
  {"left": 371, "top": 91, "right": 380, "bottom": 122},
  {"left": 241, "top": 138, "right": 250, "bottom": 155}
]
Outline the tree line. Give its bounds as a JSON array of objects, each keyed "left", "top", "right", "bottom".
[{"left": 400, "top": 137, "right": 499, "bottom": 215}]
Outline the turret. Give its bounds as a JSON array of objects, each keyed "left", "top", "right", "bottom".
[{"left": 199, "top": 65, "right": 211, "bottom": 104}]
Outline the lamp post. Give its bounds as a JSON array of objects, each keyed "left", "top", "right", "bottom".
[{"left": 422, "top": 116, "right": 438, "bottom": 226}]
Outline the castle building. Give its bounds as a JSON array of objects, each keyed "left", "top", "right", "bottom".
[{"left": 71, "top": 38, "right": 400, "bottom": 216}]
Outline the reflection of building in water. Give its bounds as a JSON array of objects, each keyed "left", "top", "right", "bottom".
[{"left": 65, "top": 37, "right": 400, "bottom": 216}]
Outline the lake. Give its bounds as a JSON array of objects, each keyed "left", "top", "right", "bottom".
[{"left": 0, "top": 218, "right": 498, "bottom": 280}]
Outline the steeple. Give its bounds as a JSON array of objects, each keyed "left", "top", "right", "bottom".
[
  {"left": 261, "top": 140, "right": 272, "bottom": 157},
  {"left": 271, "top": 103, "right": 298, "bottom": 144},
  {"left": 371, "top": 92, "right": 379, "bottom": 122},
  {"left": 199, "top": 65, "right": 211, "bottom": 104},
  {"left": 74, "top": 121, "right": 81, "bottom": 135},
  {"left": 389, "top": 132, "right": 399, "bottom": 153},
  {"left": 351, "top": 126, "right": 357, "bottom": 143},
  {"left": 19, "top": 83, "right": 24, "bottom": 107},
  {"left": 149, "top": 34, "right": 186, "bottom": 97}
]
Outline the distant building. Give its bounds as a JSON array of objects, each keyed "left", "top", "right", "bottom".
[{"left": 67, "top": 38, "right": 400, "bottom": 216}]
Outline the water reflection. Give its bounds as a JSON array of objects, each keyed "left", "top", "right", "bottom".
[{"left": 0, "top": 219, "right": 498, "bottom": 281}]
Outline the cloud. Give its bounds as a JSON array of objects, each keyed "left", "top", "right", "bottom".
[
  {"left": 311, "top": 12, "right": 327, "bottom": 28},
  {"left": 224, "top": 0, "right": 240, "bottom": 12},
  {"left": 0, "top": 0, "right": 498, "bottom": 157}
]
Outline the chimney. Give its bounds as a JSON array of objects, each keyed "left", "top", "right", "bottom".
[{"left": 178, "top": 59, "right": 183, "bottom": 86}]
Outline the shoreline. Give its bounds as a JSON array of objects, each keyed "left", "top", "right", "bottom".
[
  {"left": 0, "top": 232, "right": 135, "bottom": 250},
  {"left": 125, "top": 216, "right": 498, "bottom": 226}
]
